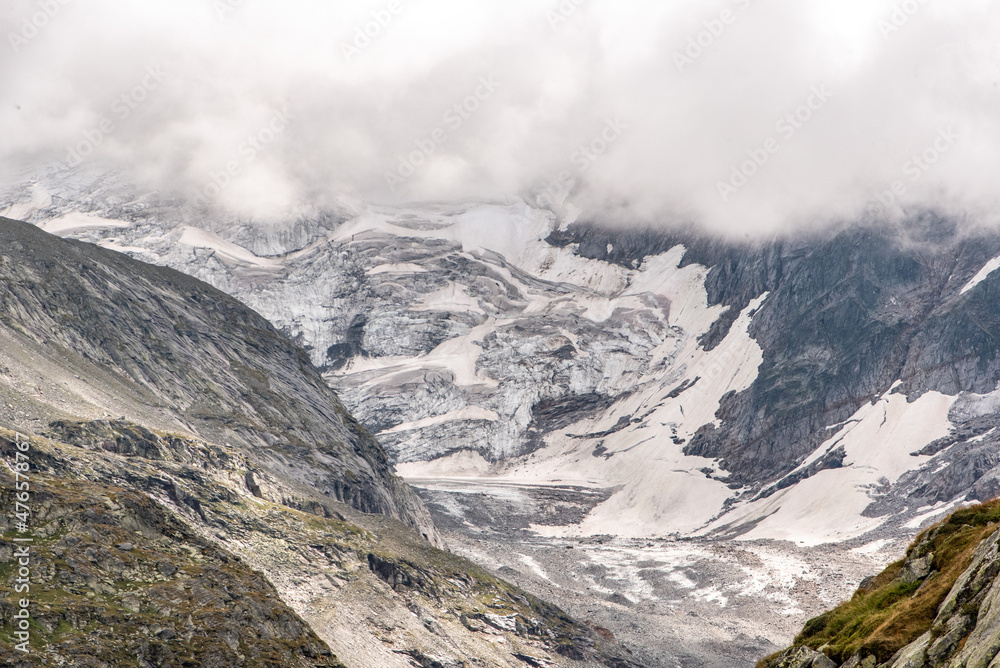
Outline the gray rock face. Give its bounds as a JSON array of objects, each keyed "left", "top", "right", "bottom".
[
  {"left": 767, "top": 646, "right": 838, "bottom": 668},
  {"left": 11, "top": 169, "right": 1000, "bottom": 543},
  {"left": 683, "top": 219, "right": 1000, "bottom": 488},
  {"left": 0, "top": 216, "right": 436, "bottom": 541}
]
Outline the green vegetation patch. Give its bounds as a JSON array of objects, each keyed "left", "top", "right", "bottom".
[{"left": 760, "top": 499, "right": 1000, "bottom": 666}]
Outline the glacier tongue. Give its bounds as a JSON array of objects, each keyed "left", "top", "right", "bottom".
[{"left": 0, "top": 169, "right": 960, "bottom": 545}]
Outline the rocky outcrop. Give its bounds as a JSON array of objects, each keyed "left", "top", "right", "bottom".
[
  {"left": 759, "top": 500, "right": 1000, "bottom": 668},
  {"left": 684, "top": 217, "right": 1000, "bottom": 489}
]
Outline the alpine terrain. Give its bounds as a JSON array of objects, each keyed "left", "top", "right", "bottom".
[
  {"left": 7, "top": 166, "right": 1000, "bottom": 665},
  {"left": 0, "top": 214, "right": 639, "bottom": 667}
]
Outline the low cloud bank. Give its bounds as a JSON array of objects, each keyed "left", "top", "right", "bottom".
[{"left": 2, "top": 0, "right": 998, "bottom": 234}]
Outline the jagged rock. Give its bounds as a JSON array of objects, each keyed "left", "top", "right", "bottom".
[
  {"left": 896, "top": 554, "right": 935, "bottom": 585},
  {"left": 767, "top": 646, "right": 837, "bottom": 668}
]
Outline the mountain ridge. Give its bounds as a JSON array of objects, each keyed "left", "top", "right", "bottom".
[{"left": 0, "top": 215, "right": 640, "bottom": 666}]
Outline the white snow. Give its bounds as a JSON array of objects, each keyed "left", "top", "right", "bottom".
[
  {"left": 706, "top": 390, "right": 955, "bottom": 546},
  {"left": 343, "top": 319, "right": 500, "bottom": 391},
  {"left": 40, "top": 212, "right": 130, "bottom": 236},
  {"left": 518, "top": 554, "right": 556, "bottom": 584},
  {"left": 380, "top": 406, "right": 500, "bottom": 435},
  {"left": 409, "top": 285, "right": 486, "bottom": 315},
  {"left": 516, "top": 293, "right": 768, "bottom": 539},
  {"left": 2, "top": 184, "right": 53, "bottom": 222},
  {"left": 97, "top": 240, "right": 154, "bottom": 255},
  {"left": 178, "top": 226, "right": 281, "bottom": 267},
  {"left": 368, "top": 263, "right": 427, "bottom": 275},
  {"left": 904, "top": 500, "right": 972, "bottom": 530},
  {"left": 851, "top": 539, "right": 892, "bottom": 555},
  {"left": 396, "top": 450, "right": 494, "bottom": 478},
  {"left": 962, "top": 255, "right": 1000, "bottom": 294}
]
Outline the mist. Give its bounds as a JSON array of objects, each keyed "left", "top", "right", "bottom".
[{"left": 2, "top": 0, "right": 999, "bottom": 235}]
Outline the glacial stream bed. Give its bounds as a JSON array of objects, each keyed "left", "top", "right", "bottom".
[{"left": 408, "top": 476, "right": 909, "bottom": 668}]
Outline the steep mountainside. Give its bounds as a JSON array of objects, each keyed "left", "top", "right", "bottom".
[
  {"left": 12, "top": 169, "right": 1000, "bottom": 546},
  {"left": 0, "top": 216, "right": 434, "bottom": 540},
  {"left": 0, "top": 217, "right": 640, "bottom": 667},
  {"left": 760, "top": 500, "right": 1000, "bottom": 668},
  {"left": 11, "top": 167, "right": 1000, "bottom": 665}
]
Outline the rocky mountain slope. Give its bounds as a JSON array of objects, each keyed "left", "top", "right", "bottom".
[
  {"left": 0, "top": 451, "right": 345, "bottom": 668},
  {"left": 10, "top": 166, "right": 1000, "bottom": 665},
  {"left": 11, "top": 169, "right": 1000, "bottom": 547},
  {"left": 760, "top": 499, "right": 1000, "bottom": 668},
  {"left": 0, "top": 214, "right": 434, "bottom": 541},
  {"left": 0, "top": 216, "right": 639, "bottom": 667}
]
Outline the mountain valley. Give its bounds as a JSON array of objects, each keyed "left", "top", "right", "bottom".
[{"left": 7, "top": 167, "right": 1000, "bottom": 665}]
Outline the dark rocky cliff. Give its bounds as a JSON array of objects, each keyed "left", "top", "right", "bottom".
[{"left": 554, "top": 215, "right": 1000, "bottom": 508}]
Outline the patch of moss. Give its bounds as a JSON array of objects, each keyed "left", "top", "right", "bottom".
[{"left": 762, "top": 499, "right": 1000, "bottom": 666}]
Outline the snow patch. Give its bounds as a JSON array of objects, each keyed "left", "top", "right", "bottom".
[
  {"left": 380, "top": 407, "right": 500, "bottom": 435},
  {"left": 851, "top": 539, "right": 892, "bottom": 555},
  {"left": 40, "top": 212, "right": 130, "bottom": 236},
  {"left": 368, "top": 263, "right": 427, "bottom": 275},
  {"left": 962, "top": 255, "right": 1000, "bottom": 294},
  {"left": 709, "top": 390, "right": 955, "bottom": 546},
  {"left": 178, "top": 226, "right": 281, "bottom": 267},
  {"left": 904, "top": 500, "right": 971, "bottom": 530},
  {"left": 521, "top": 295, "right": 768, "bottom": 539},
  {"left": 396, "top": 450, "right": 494, "bottom": 478},
  {"left": 518, "top": 554, "right": 555, "bottom": 584},
  {"left": 410, "top": 285, "right": 485, "bottom": 315}
]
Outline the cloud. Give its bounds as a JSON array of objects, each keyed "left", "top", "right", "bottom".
[{"left": 2, "top": 0, "right": 999, "bottom": 234}]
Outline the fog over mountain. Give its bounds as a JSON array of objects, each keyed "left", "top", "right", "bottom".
[{"left": 3, "top": 0, "right": 999, "bottom": 234}]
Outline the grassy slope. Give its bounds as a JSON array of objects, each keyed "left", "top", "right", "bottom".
[{"left": 758, "top": 499, "right": 1000, "bottom": 666}]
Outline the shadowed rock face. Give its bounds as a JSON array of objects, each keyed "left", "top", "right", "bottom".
[
  {"left": 694, "top": 223, "right": 1000, "bottom": 489},
  {"left": 0, "top": 216, "right": 436, "bottom": 541},
  {"left": 547, "top": 215, "right": 1000, "bottom": 503}
]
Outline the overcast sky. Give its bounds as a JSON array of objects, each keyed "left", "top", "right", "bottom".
[{"left": 2, "top": 0, "right": 998, "bottom": 234}]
